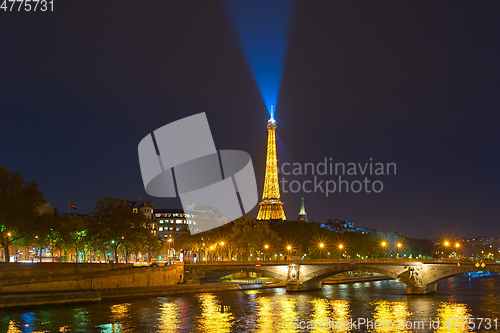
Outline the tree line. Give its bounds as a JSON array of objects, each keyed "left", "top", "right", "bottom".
[
  {"left": 181, "top": 215, "right": 436, "bottom": 261},
  {"left": 0, "top": 165, "right": 160, "bottom": 263}
]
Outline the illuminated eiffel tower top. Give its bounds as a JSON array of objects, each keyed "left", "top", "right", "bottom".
[{"left": 257, "top": 106, "right": 286, "bottom": 220}]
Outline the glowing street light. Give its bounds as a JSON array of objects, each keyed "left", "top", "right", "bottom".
[
  {"left": 219, "top": 242, "right": 225, "bottom": 261},
  {"left": 396, "top": 243, "right": 402, "bottom": 260},
  {"left": 338, "top": 244, "right": 345, "bottom": 260},
  {"left": 317, "top": 243, "right": 325, "bottom": 259},
  {"left": 381, "top": 241, "right": 387, "bottom": 259},
  {"left": 443, "top": 240, "right": 451, "bottom": 261},
  {"left": 285, "top": 245, "right": 293, "bottom": 261}
]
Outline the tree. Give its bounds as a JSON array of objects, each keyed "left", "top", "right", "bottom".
[
  {"left": 0, "top": 166, "right": 45, "bottom": 262},
  {"left": 93, "top": 196, "right": 157, "bottom": 263}
]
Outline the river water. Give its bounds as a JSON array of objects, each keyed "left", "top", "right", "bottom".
[{"left": 1, "top": 275, "right": 499, "bottom": 332}]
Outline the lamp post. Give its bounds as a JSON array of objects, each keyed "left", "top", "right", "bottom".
[
  {"left": 338, "top": 244, "right": 344, "bottom": 260},
  {"left": 443, "top": 241, "right": 450, "bottom": 262},
  {"left": 167, "top": 238, "right": 173, "bottom": 261},
  {"left": 210, "top": 246, "right": 214, "bottom": 261},
  {"left": 220, "top": 242, "right": 225, "bottom": 261},
  {"left": 396, "top": 243, "right": 402, "bottom": 261},
  {"left": 286, "top": 245, "right": 292, "bottom": 261},
  {"left": 455, "top": 243, "right": 460, "bottom": 260},
  {"left": 319, "top": 243, "right": 324, "bottom": 260},
  {"left": 381, "top": 241, "right": 387, "bottom": 260},
  {"left": 264, "top": 244, "right": 269, "bottom": 261}
]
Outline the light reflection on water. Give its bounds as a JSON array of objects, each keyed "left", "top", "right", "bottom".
[
  {"left": 1, "top": 275, "right": 499, "bottom": 333},
  {"left": 196, "top": 293, "right": 234, "bottom": 333},
  {"left": 369, "top": 300, "right": 412, "bottom": 333},
  {"left": 157, "top": 301, "right": 180, "bottom": 333},
  {"left": 434, "top": 302, "right": 472, "bottom": 333}
]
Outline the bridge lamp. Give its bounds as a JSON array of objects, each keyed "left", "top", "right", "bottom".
[
  {"left": 287, "top": 245, "right": 291, "bottom": 250},
  {"left": 455, "top": 243, "right": 460, "bottom": 248},
  {"left": 444, "top": 241, "right": 449, "bottom": 247},
  {"left": 396, "top": 243, "right": 402, "bottom": 260},
  {"left": 220, "top": 242, "right": 225, "bottom": 246},
  {"left": 380, "top": 242, "right": 388, "bottom": 259},
  {"left": 264, "top": 244, "right": 269, "bottom": 249}
]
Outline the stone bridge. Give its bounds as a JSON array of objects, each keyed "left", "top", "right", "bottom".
[{"left": 185, "top": 259, "right": 500, "bottom": 294}]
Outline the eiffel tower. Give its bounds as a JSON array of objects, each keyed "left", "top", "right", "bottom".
[{"left": 257, "top": 107, "right": 286, "bottom": 220}]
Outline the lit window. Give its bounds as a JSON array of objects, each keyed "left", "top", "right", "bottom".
[
  {"left": 176, "top": 227, "right": 183, "bottom": 231},
  {"left": 169, "top": 227, "right": 174, "bottom": 231},
  {"left": 160, "top": 220, "right": 164, "bottom": 224},
  {"left": 176, "top": 220, "right": 182, "bottom": 224},
  {"left": 158, "top": 227, "right": 163, "bottom": 231}
]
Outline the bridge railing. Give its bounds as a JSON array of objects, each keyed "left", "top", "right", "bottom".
[
  {"left": 184, "top": 258, "right": 488, "bottom": 265},
  {"left": 184, "top": 258, "right": 497, "bottom": 266}
]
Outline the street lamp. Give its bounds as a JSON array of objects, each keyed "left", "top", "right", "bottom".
[
  {"left": 264, "top": 244, "right": 269, "bottom": 261},
  {"left": 443, "top": 241, "right": 450, "bottom": 261},
  {"left": 219, "top": 242, "right": 225, "bottom": 261},
  {"left": 455, "top": 243, "right": 460, "bottom": 260},
  {"left": 167, "top": 238, "right": 173, "bottom": 260},
  {"left": 319, "top": 243, "right": 324, "bottom": 260},
  {"left": 286, "top": 245, "right": 292, "bottom": 261},
  {"left": 381, "top": 241, "right": 387, "bottom": 260},
  {"left": 338, "top": 244, "right": 345, "bottom": 260},
  {"left": 396, "top": 243, "right": 402, "bottom": 260}
]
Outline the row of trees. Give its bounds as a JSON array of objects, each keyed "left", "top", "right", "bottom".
[
  {"left": 0, "top": 165, "right": 161, "bottom": 262},
  {"left": 181, "top": 215, "right": 436, "bottom": 261}
]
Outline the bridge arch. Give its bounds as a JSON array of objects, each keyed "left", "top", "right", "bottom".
[{"left": 302, "top": 265, "right": 399, "bottom": 284}]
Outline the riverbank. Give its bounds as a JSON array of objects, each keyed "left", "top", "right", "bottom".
[
  {"left": 0, "top": 283, "right": 240, "bottom": 310},
  {"left": 0, "top": 275, "right": 394, "bottom": 309}
]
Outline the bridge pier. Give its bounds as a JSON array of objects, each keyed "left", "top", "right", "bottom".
[
  {"left": 406, "top": 283, "right": 437, "bottom": 295},
  {"left": 286, "top": 281, "right": 322, "bottom": 292}
]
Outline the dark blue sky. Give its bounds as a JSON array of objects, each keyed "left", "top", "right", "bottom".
[{"left": 1, "top": 1, "right": 499, "bottom": 239}]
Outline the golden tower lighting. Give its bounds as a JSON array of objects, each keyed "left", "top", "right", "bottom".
[{"left": 257, "top": 106, "right": 286, "bottom": 220}]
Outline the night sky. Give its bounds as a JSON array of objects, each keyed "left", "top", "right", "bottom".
[{"left": 1, "top": 1, "right": 499, "bottom": 239}]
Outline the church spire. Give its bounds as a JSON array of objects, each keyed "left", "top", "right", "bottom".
[{"left": 298, "top": 196, "right": 308, "bottom": 222}]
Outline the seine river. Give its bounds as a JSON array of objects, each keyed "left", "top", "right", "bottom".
[{"left": 1, "top": 275, "right": 499, "bottom": 333}]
